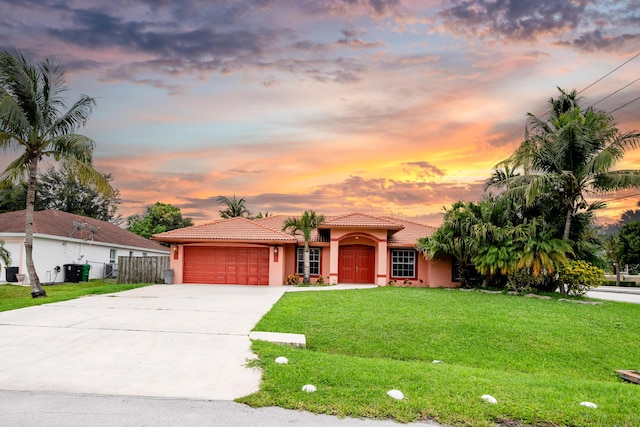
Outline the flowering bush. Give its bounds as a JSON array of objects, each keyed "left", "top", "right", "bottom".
[
  {"left": 558, "top": 260, "right": 605, "bottom": 296},
  {"left": 285, "top": 274, "right": 300, "bottom": 286}
]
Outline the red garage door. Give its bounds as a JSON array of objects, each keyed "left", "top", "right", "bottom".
[{"left": 183, "top": 247, "right": 269, "bottom": 285}]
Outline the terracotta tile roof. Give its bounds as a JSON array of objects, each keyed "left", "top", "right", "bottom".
[
  {"left": 319, "top": 212, "right": 404, "bottom": 230},
  {"left": 0, "top": 210, "right": 169, "bottom": 252},
  {"left": 150, "top": 213, "right": 434, "bottom": 246},
  {"left": 255, "top": 215, "right": 328, "bottom": 243},
  {"left": 152, "top": 217, "right": 297, "bottom": 243},
  {"left": 381, "top": 216, "right": 436, "bottom": 246}
]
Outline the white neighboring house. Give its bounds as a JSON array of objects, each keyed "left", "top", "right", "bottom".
[{"left": 0, "top": 210, "right": 169, "bottom": 284}]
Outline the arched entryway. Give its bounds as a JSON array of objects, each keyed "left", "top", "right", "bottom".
[{"left": 338, "top": 244, "right": 375, "bottom": 283}]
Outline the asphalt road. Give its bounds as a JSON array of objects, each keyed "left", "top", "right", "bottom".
[{"left": 0, "top": 390, "right": 441, "bottom": 427}]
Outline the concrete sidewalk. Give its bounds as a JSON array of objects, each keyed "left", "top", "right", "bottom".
[{"left": 0, "top": 285, "right": 287, "bottom": 400}]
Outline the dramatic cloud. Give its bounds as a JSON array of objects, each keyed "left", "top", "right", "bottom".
[
  {"left": 436, "top": 0, "right": 640, "bottom": 53},
  {"left": 2, "top": 0, "right": 639, "bottom": 227},
  {"left": 438, "top": 0, "right": 588, "bottom": 41}
]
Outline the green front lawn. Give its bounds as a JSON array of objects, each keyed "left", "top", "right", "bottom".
[
  {"left": 240, "top": 287, "right": 640, "bottom": 426},
  {"left": 0, "top": 280, "right": 151, "bottom": 312}
]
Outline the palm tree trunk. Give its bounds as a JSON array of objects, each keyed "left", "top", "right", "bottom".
[
  {"left": 25, "top": 157, "right": 46, "bottom": 298},
  {"left": 615, "top": 261, "right": 621, "bottom": 287},
  {"left": 303, "top": 242, "right": 311, "bottom": 285},
  {"left": 562, "top": 205, "right": 573, "bottom": 241}
]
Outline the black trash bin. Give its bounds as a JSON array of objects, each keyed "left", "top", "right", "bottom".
[
  {"left": 5, "top": 266, "right": 19, "bottom": 282},
  {"left": 64, "top": 264, "right": 83, "bottom": 283}
]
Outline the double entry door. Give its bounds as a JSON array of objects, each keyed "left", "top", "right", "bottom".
[{"left": 338, "top": 245, "right": 375, "bottom": 284}]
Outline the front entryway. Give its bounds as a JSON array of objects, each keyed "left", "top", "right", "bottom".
[{"left": 338, "top": 245, "right": 375, "bottom": 283}]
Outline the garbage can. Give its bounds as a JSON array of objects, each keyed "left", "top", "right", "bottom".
[
  {"left": 81, "top": 264, "right": 91, "bottom": 282},
  {"left": 64, "top": 264, "right": 83, "bottom": 283},
  {"left": 163, "top": 269, "right": 174, "bottom": 285},
  {"left": 5, "top": 266, "right": 19, "bottom": 282}
]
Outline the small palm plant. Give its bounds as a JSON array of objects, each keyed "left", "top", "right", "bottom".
[{"left": 0, "top": 239, "right": 11, "bottom": 270}]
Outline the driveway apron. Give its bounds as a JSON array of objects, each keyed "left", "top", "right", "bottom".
[{"left": 0, "top": 285, "right": 286, "bottom": 400}]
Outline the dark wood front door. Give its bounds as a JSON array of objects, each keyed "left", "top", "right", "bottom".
[{"left": 338, "top": 245, "right": 375, "bottom": 283}]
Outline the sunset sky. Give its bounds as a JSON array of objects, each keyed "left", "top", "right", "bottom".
[{"left": 1, "top": 0, "right": 639, "bottom": 226}]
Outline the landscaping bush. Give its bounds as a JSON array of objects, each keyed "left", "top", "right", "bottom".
[{"left": 558, "top": 260, "right": 605, "bottom": 296}]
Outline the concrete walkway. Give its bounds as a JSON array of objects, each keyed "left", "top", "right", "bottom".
[{"left": 0, "top": 284, "right": 288, "bottom": 400}]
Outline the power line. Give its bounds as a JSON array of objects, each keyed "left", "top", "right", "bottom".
[
  {"left": 591, "top": 76, "right": 640, "bottom": 107},
  {"left": 609, "top": 94, "right": 640, "bottom": 114},
  {"left": 577, "top": 51, "right": 640, "bottom": 95}
]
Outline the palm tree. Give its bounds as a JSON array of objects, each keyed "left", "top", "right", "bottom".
[
  {"left": 217, "top": 195, "right": 250, "bottom": 219},
  {"left": 489, "top": 88, "right": 640, "bottom": 241},
  {"left": 417, "top": 201, "right": 483, "bottom": 287},
  {"left": 0, "top": 50, "right": 112, "bottom": 297},
  {"left": 282, "top": 210, "right": 325, "bottom": 285}
]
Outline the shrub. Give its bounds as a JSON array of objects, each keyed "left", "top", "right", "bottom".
[
  {"left": 558, "top": 260, "right": 605, "bottom": 296},
  {"left": 284, "top": 274, "right": 300, "bottom": 286}
]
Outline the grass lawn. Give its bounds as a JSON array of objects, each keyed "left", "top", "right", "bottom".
[
  {"left": 239, "top": 287, "right": 640, "bottom": 427},
  {"left": 0, "top": 280, "right": 151, "bottom": 312}
]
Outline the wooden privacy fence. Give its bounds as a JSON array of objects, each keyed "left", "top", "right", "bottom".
[{"left": 117, "top": 256, "right": 171, "bottom": 284}]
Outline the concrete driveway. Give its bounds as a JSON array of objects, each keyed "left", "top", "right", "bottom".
[{"left": 0, "top": 285, "right": 287, "bottom": 400}]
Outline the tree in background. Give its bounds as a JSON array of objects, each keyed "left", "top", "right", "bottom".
[
  {"left": 0, "top": 182, "right": 27, "bottom": 213},
  {"left": 126, "top": 202, "right": 193, "bottom": 240},
  {"left": 615, "top": 221, "right": 640, "bottom": 269},
  {"left": 217, "top": 195, "right": 250, "bottom": 219},
  {"left": 282, "top": 210, "right": 324, "bottom": 285},
  {"left": 0, "top": 166, "right": 121, "bottom": 223},
  {"left": 0, "top": 50, "right": 113, "bottom": 298},
  {"left": 37, "top": 165, "right": 121, "bottom": 222}
]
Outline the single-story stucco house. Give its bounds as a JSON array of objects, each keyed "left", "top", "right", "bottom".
[
  {"left": 0, "top": 210, "right": 169, "bottom": 284},
  {"left": 152, "top": 212, "right": 456, "bottom": 287}
]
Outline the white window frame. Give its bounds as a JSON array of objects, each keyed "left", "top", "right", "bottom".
[
  {"left": 296, "top": 247, "right": 321, "bottom": 276},
  {"left": 391, "top": 249, "right": 416, "bottom": 278}
]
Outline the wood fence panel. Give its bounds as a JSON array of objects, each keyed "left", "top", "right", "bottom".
[{"left": 117, "top": 256, "right": 171, "bottom": 284}]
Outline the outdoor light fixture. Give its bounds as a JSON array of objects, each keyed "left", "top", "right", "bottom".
[{"left": 274, "top": 247, "right": 279, "bottom": 254}]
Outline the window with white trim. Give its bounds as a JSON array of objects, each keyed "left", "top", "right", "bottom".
[
  {"left": 391, "top": 249, "right": 416, "bottom": 278},
  {"left": 296, "top": 247, "right": 321, "bottom": 276},
  {"left": 109, "top": 249, "right": 116, "bottom": 264}
]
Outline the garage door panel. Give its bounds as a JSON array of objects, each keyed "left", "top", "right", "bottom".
[{"left": 184, "top": 247, "right": 269, "bottom": 285}]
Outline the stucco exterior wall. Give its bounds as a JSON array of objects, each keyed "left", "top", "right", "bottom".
[
  {"left": 426, "top": 256, "right": 457, "bottom": 288},
  {"left": 1, "top": 234, "right": 168, "bottom": 284}
]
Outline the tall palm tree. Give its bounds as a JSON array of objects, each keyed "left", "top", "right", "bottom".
[
  {"left": 217, "top": 195, "right": 250, "bottom": 219},
  {"left": 282, "top": 210, "right": 324, "bottom": 285},
  {"left": 0, "top": 50, "right": 112, "bottom": 297},
  {"left": 490, "top": 88, "right": 640, "bottom": 241}
]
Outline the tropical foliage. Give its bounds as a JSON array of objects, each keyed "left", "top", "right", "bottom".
[
  {"left": 217, "top": 195, "right": 250, "bottom": 219},
  {"left": 0, "top": 50, "right": 113, "bottom": 297},
  {"left": 0, "top": 239, "right": 11, "bottom": 269},
  {"left": 421, "top": 88, "right": 637, "bottom": 294},
  {"left": 282, "top": 210, "right": 325, "bottom": 285}
]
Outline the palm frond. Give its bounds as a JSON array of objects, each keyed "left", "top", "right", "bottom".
[
  {"left": 50, "top": 95, "right": 96, "bottom": 136},
  {"left": 0, "top": 152, "right": 30, "bottom": 186}
]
